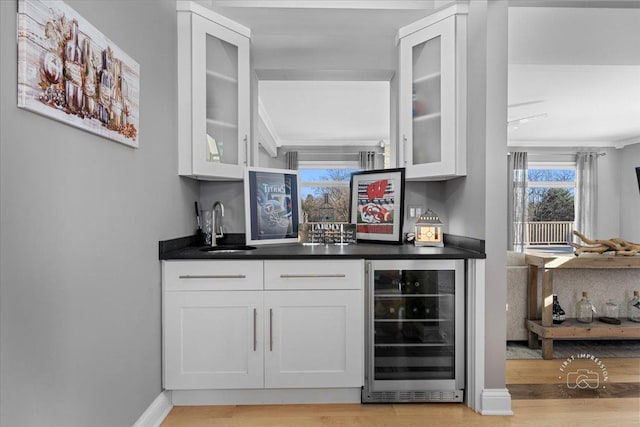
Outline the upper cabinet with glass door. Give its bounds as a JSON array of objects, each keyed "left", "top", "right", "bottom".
[
  {"left": 398, "top": 4, "right": 467, "bottom": 180},
  {"left": 177, "top": 1, "right": 250, "bottom": 180}
]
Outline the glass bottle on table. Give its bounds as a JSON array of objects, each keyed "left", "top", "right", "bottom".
[
  {"left": 552, "top": 294, "right": 566, "bottom": 324},
  {"left": 628, "top": 291, "right": 640, "bottom": 323},
  {"left": 603, "top": 299, "right": 620, "bottom": 319},
  {"left": 576, "top": 291, "right": 594, "bottom": 324}
]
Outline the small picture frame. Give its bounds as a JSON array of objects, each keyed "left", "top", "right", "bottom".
[
  {"left": 349, "top": 168, "right": 405, "bottom": 244},
  {"left": 244, "top": 167, "right": 301, "bottom": 245}
]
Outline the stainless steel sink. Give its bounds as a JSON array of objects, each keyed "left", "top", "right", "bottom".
[{"left": 200, "top": 245, "right": 257, "bottom": 253}]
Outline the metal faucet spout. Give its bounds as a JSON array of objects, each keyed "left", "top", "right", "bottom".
[{"left": 211, "top": 201, "right": 225, "bottom": 246}]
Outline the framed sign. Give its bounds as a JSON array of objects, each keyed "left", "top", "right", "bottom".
[
  {"left": 17, "top": 0, "right": 140, "bottom": 147},
  {"left": 244, "top": 167, "right": 301, "bottom": 245},
  {"left": 349, "top": 168, "right": 405, "bottom": 244}
]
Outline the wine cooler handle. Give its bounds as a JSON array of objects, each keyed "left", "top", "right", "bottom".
[
  {"left": 269, "top": 308, "right": 273, "bottom": 352},
  {"left": 253, "top": 308, "right": 257, "bottom": 352},
  {"left": 403, "top": 134, "right": 408, "bottom": 165},
  {"left": 244, "top": 135, "right": 248, "bottom": 165}
]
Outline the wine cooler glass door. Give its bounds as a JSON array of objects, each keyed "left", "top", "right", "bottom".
[{"left": 366, "top": 260, "right": 464, "bottom": 394}]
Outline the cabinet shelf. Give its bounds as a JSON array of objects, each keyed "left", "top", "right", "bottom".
[
  {"left": 206, "top": 69, "right": 238, "bottom": 84},
  {"left": 375, "top": 319, "right": 448, "bottom": 323},
  {"left": 413, "top": 71, "right": 441, "bottom": 85},
  {"left": 206, "top": 118, "right": 238, "bottom": 129},
  {"left": 375, "top": 293, "right": 452, "bottom": 298},
  {"left": 375, "top": 343, "right": 449, "bottom": 348},
  {"left": 413, "top": 112, "right": 441, "bottom": 123}
]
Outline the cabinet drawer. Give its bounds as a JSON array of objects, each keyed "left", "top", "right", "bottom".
[
  {"left": 265, "top": 260, "right": 363, "bottom": 290},
  {"left": 163, "top": 260, "right": 263, "bottom": 291}
]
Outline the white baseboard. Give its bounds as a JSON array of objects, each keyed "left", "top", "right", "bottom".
[
  {"left": 171, "top": 388, "right": 361, "bottom": 406},
  {"left": 480, "top": 389, "right": 513, "bottom": 416},
  {"left": 133, "top": 390, "right": 173, "bottom": 427}
]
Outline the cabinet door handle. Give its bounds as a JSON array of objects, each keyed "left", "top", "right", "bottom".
[
  {"left": 243, "top": 135, "right": 248, "bottom": 165},
  {"left": 178, "top": 274, "right": 246, "bottom": 279},
  {"left": 403, "top": 134, "right": 408, "bottom": 165},
  {"left": 269, "top": 308, "right": 273, "bottom": 352},
  {"left": 279, "top": 274, "right": 346, "bottom": 279},
  {"left": 253, "top": 308, "right": 257, "bottom": 352}
]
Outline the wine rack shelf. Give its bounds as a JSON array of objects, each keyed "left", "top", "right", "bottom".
[{"left": 525, "top": 252, "right": 640, "bottom": 360}]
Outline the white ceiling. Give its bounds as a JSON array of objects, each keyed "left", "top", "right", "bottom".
[
  {"left": 259, "top": 80, "right": 390, "bottom": 148},
  {"left": 507, "top": 7, "right": 640, "bottom": 148},
  {"left": 199, "top": 1, "right": 640, "bottom": 151}
]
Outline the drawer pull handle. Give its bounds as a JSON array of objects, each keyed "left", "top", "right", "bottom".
[
  {"left": 178, "top": 274, "right": 246, "bottom": 279},
  {"left": 279, "top": 274, "right": 346, "bottom": 279}
]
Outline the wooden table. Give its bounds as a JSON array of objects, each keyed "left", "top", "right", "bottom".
[{"left": 525, "top": 252, "right": 640, "bottom": 359}]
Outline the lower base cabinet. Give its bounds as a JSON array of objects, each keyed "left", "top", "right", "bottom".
[
  {"left": 265, "top": 290, "right": 363, "bottom": 388},
  {"left": 162, "top": 260, "right": 364, "bottom": 391},
  {"left": 164, "top": 291, "right": 264, "bottom": 389}
]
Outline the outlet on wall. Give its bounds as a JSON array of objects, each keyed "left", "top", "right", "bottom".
[{"left": 408, "top": 205, "right": 422, "bottom": 218}]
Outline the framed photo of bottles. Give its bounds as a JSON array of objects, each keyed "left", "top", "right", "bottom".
[{"left": 17, "top": 0, "right": 140, "bottom": 147}]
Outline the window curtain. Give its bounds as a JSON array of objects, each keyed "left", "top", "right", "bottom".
[
  {"left": 575, "top": 152, "right": 598, "bottom": 240},
  {"left": 508, "top": 152, "right": 528, "bottom": 252},
  {"left": 285, "top": 151, "right": 298, "bottom": 170},
  {"left": 359, "top": 151, "right": 377, "bottom": 170}
]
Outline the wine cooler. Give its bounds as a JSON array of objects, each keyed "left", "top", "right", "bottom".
[{"left": 362, "top": 260, "right": 465, "bottom": 403}]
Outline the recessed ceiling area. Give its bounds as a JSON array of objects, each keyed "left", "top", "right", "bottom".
[
  {"left": 259, "top": 80, "right": 390, "bottom": 149},
  {"left": 507, "top": 6, "right": 640, "bottom": 148},
  {"left": 198, "top": 1, "right": 640, "bottom": 152}
]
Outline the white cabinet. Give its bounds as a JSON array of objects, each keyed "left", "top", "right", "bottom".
[
  {"left": 264, "top": 260, "right": 364, "bottom": 388},
  {"left": 398, "top": 4, "right": 467, "bottom": 180},
  {"left": 177, "top": 1, "right": 251, "bottom": 180},
  {"left": 163, "top": 259, "right": 364, "bottom": 391},
  {"left": 164, "top": 291, "right": 264, "bottom": 389},
  {"left": 163, "top": 260, "right": 264, "bottom": 390}
]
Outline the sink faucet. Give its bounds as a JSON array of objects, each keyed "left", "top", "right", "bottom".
[{"left": 211, "top": 201, "right": 224, "bottom": 246}]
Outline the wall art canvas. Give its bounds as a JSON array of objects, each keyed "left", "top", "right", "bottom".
[
  {"left": 349, "top": 168, "right": 405, "bottom": 244},
  {"left": 17, "top": 0, "right": 140, "bottom": 147},
  {"left": 245, "top": 167, "right": 301, "bottom": 245}
]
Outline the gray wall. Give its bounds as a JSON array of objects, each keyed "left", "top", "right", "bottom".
[
  {"left": 619, "top": 143, "right": 640, "bottom": 242},
  {"left": 444, "top": 0, "right": 509, "bottom": 390},
  {"left": 199, "top": 180, "right": 445, "bottom": 239},
  {"left": 0, "top": 1, "right": 198, "bottom": 426},
  {"left": 597, "top": 148, "right": 622, "bottom": 238}
]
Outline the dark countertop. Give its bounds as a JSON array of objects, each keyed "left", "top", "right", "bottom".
[{"left": 159, "top": 233, "right": 485, "bottom": 260}]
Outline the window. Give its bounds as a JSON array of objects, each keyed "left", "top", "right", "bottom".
[
  {"left": 299, "top": 168, "right": 359, "bottom": 222},
  {"left": 526, "top": 161, "right": 576, "bottom": 246},
  {"left": 527, "top": 165, "right": 575, "bottom": 222}
]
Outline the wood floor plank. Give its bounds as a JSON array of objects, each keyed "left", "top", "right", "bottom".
[
  {"left": 162, "top": 358, "right": 640, "bottom": 426},
  {"left": 161, "top": 399, "right": 640, "bottom": 427},
  {"left": 506, "top": 357, "right": 640, "bottom": 384},
  {"left": 508, "top": 382, "right": 640, "bottom": 400}
]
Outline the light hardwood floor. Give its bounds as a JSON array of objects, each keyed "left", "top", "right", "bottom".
[{"left": 161, "top": 358, "right": 640, "bottom": 427}]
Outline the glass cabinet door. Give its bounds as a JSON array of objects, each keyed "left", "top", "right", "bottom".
[
  {"left": 183, "top": 11, "right": 250, "bottom": 180},
  {"left": 398, "top": 8, "right": 466, "bottom": 180},
  {"left": 411, "top": 35, "right": 442, "bottom": 168},
  {"left": 204, "top": 33, "right": 239, "bottom": 166}
]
